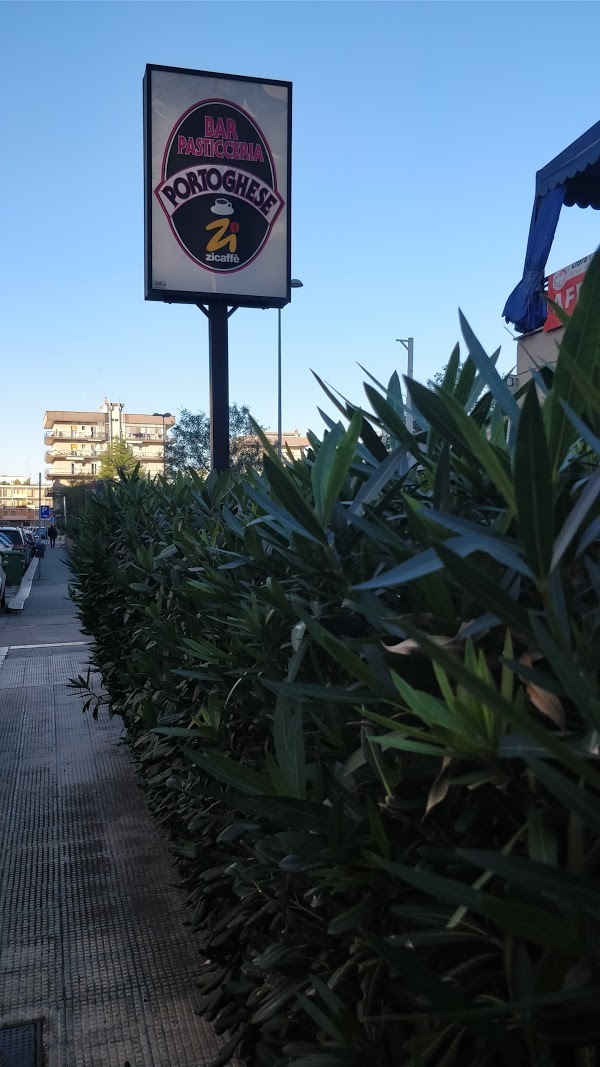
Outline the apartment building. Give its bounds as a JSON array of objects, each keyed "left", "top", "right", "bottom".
[
  {"left": 0, "top": 477, "right": 53, "bottom": 525},
  {"left": 262, "top": 430, "right": 309, "bottom": 460},
  {"left": 44, "top": 400, "right": 175, "bottom": 487}
]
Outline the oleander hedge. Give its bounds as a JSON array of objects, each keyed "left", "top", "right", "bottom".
[{"left": 69, "top": 255, "right": 600, "bottom": 1067}]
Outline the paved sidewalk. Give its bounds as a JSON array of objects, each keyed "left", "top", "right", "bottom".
[{"left": 0, "top": 549, "right": 225, "bottom": 1066}]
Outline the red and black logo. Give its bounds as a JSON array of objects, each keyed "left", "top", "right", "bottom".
[{"left": 155, "top": 99, "right": 283, "bottom": 274}]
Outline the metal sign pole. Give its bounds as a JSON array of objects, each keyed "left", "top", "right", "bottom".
[{"left": 199, "top": 303, "right": 233, "bottom": 473}]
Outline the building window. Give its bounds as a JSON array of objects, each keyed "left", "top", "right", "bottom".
[{"left": 71, "top": 463, "right": 75, "bottom": 475}]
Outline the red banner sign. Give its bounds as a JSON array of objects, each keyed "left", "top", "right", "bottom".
[{"left": 544, "top": 254, "right": 592, "bottom": 331}]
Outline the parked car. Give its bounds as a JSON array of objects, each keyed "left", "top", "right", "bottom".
[
  {"left": 0, "top": 527, "right": 32, "bottom": 572},
  {"left": 32, "top": 527, "right": 48, "bottom": 543},
  {"left": 0, "top": 555, "right": 5, "bottom": 609},
  {"left": 0, "top": 532, "right": 25, "bottom": 587}
]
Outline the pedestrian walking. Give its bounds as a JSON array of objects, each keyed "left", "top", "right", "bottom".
[{"left": 48, "top": 524, "right": 58, "bottom": 549}]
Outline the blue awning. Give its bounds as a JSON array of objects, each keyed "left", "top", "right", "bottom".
[{"left": 503, "top": 121, "right": 600, "bottom": 333}]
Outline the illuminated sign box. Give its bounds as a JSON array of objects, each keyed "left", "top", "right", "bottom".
[
  {"left": 144, "top": 64, "right": 292, "bottom": 309},
  {"left": 544, "top": 254, "right": 592, "bottom": 331}
]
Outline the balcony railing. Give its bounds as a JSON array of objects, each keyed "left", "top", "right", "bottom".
[
  {"left": 46, "top": 469, "right": 98, "bottom": 480},
  {"left": 45, "top": 429, "right": 108, "bottom": 442},
  {"left": 125, "top": 432, "right": 164, "bottom": 441},
  {"left": 46, "top": 449, "right": 104, "bottom": 461}
]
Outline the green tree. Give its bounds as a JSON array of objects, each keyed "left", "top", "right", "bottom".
[
  {"left": 98, "top": 437, "right": 138, "bottom": 480},
  {"left": 427, "top": 360, "right": 464, "bottom": 390},
  {"left": 166, "top": 404, "right": 264, "bottom": 476}
]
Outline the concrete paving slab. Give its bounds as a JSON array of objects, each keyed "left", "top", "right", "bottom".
[{"left": 0, "top": 548, "right": 230, "bottom": 1067}]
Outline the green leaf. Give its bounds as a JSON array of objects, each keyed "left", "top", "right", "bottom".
[
  {"left": 363, "top": 852, "right": 481, "bottom": 911},
  {"left": 530, "top": 614, "right": 600, "bottom": 730},
  {"left": 453, "top": 354, "right": 477, "bottom": 409},
  {"left": 244, "top": 483, "right": 323, "bottom": 544},
  {"left": 407, "top": 379, "right": 515, "bottom": 509},
  {"left": 363, "top": 384, "right": 424, "bottom": 464},
  {"left": 263, "top": 454, "right": 328, "bottom": 542},
  {"left": 297, "top": 610, "right": 379, "bottom": 688},
  {"left": 181, "top": 748, "right": 275, "bottom": 795},
  {"left": 296, "top": 995, "right": 342, "bottom": 1042},
  {"left": 481, "top": 895, "right": 578, "bottom": 955},
  {"left": 559, "top": 399, "right": 600, "bottom": 455},
  {"left": 547, "top": 249, "right": 600, "bottom": 471},
  {"left": 369, "top": 734, "right": 449, "bottom": 757},
  {"left": 349, "top": 444, "right": 411, "bottom": 517},
  {"left": 273, "top": 697, "right": 306, "bottom": 799},
  {"left": 367, "top": 794, "right": 390, "bottom": 859},
  {"left": 441, "top": 343, "right": 461, "bottom": 392},
  {"left": 551, "top": 466, "right": 600, "bottom": 571},
  {"left": 459, "top": 311, "right": 520, "bottom": 423},
  {"left": 434, "top": 542, "right": 531, "bottom": 636},
  {"left": 236, "top": 795, "right": 329, "bottom": 833},
  {"left": 354, "top": 532, "right": 532, "bottom": 591},
  {"left": 311, "top": 410, "right": 362, "bottom": 525},
  {"left": 527, "top": 803, "right": 557, "bottom": 865},
  {"left": 312, "top": 369, "right": 389, "bottom": 462},
  {"left": 526, "top": 757, "right": 600, "bottom": 837},
  {"left": 390, "top": 618, "right": 600, "bottom": 791},
  {"left": 461, "top": 850, "right": 600, "bottom": 914},
  {"left": 153, "top": 543, "right": 178, "bottom": 562},
  {"left": 151, "top": 725, "right": 217, "bottom": 739},
  {"left": 513, "top": 383, "right": 554, "bottom": 581},
  {"left": 327, "top": 898, "right": 377, "bottom": 935},
  {"left": 543, "top": 294, "right": 570, "bottom": 327},
  {"left": 391, "top": 671, "right": 459, "bottom": 731},
  {"left": 553, "top": 357, "right": 600, "bottom": 431}
]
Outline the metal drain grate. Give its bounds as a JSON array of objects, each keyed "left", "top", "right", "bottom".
[{"left": 0, "top": 1022, "right": 42, "bottom": 1067}]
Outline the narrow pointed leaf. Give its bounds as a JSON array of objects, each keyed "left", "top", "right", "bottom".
[
  {"left": 551, "top": 467, "right": 600, "bottom": 571},
  {"left": 408, "top": 379, "right": 515, "bottom": 509},
  {"left": 311, "top": 410, "right": 362, "bottom": 525},
  {"left": 459, "top": 312, "right": 520, "bottom": 422},
  {"left": 513, "top": 383, "right": 554, "bottom": 580},
  {"left": 182, "top": 748, "right": 275, "bottom": 795}
]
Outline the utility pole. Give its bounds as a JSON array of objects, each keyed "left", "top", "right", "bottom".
[{"left": 396, "top": 336, "right": 414, "bottom": 434}]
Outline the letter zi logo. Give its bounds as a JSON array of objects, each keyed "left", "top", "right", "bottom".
[{"left": 155, "top": 99, "right": 284, "bottom": 274}]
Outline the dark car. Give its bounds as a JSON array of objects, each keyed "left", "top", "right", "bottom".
[{"left": 0, "top": 527, "right": 32, "bottom": 573}]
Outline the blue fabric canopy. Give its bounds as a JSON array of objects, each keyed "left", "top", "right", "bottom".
[{"left": 503, "top": 120, "right": 600, "bottom": 333}]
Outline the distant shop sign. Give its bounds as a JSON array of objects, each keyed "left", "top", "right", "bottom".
[
  {"left": 544, "top": 254, "right": 593, "bottom": 331},
  {"left": 144, "top": 64, "right": 291, "bottom": 309}
]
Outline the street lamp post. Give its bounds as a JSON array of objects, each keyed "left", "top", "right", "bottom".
[
  {"left": 278, "top": 279, "right": 304, "bottom": 457},
  {"left": 395, "top": 337, "right": 414, "bottom": 434},
  {"left": 153, "top": 412, "right": 172, "bottom": 477}
]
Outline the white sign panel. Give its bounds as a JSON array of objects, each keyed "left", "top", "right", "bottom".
[{"left": 144, "top": 64, "right": 292, "bottom": 308}]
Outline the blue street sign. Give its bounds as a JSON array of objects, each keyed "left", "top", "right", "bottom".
[{"left": 40, "top": 506, "right": 50, "bottom": 519}]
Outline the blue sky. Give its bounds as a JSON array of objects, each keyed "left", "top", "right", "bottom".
[{"left": 1, "top": 0, "right": 599, "bottom": 477}]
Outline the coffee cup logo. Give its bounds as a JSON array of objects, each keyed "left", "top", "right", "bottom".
[
  {"left": 211, "top": 198, "right": 234, "bottom": 216},
  {"left": 155, "top": 99, "right": 284, "bottom": 273}
]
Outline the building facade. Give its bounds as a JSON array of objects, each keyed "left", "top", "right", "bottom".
[
  {"left": 0, "top": 477, "right": 53, "bottom": 526},
  {"left": 44, "top": 401, "right": 175, "bottom": 487},
  {"left": 262, "top": 430, "right": 309, "bottom": 460}
]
